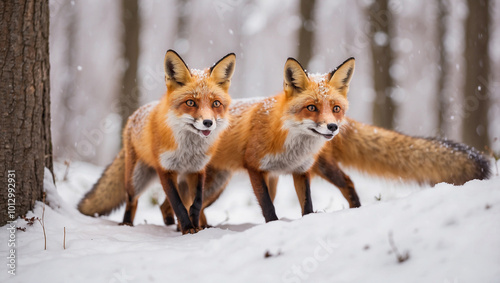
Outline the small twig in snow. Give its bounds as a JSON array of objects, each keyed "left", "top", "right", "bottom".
[
  {"left": 63, "top": 160, "right": 71, "bottom": 181},
  {"left": 36, "top": 192, "right": 47, "bottom": 250},
  {"left": 388, "top": 231, "right": 410, "bottom": 263},
  {"left": 264, "top": 250, "right": 282, "bottom": 258}
]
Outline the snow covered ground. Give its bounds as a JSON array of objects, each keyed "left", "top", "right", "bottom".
[{"left": 2, "top": 160, "right": 500, "bottom": 283}]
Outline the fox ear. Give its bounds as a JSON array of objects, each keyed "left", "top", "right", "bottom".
[
  {"left": 328, "top": 57, "right": 355, "bottom": 97},
  {"left": 284, "top": 58, "right": 309, "bottom": 96},
  {"left": 164, "top": 49, "right": 192, "bottom": 90},
  {"left": 210, "top": 53, "right": 236, "bottom": 92}
]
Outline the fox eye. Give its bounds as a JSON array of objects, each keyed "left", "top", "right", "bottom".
[
  {"left": 307, "top": 105, "right": 317, "bottom": 112},
  {"left": 213, "top": 100, "right": 221, "bottom": 108},
  {"left": 186, "top": 100, "right": 196, "bottom": 107},
  {"left": 333, "top": 105, "right": 341, "bottom": 113}
]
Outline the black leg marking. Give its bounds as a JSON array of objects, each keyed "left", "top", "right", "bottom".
[
  {"left": 248, "top": 168, "right": 278, "bottom": 222},
  {"left": 159, "top": 172, "right": 194, "bottom": 233},
  {"left": 189, "top": 173, "right": 204, "bottom": 227}
]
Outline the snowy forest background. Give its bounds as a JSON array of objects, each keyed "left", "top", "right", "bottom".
[{"left": 48, "top": 0, "right": 500, "bottom": 166}]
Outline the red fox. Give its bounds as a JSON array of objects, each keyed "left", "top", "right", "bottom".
[
  {"left": 161, "top": 57, "right": 356, "bottom": 224},
  {"left": 78, "top": 50, "right": 236, "bottom": 234},
  {"left": 162, "top": 64, "right": 491, "bottom": 228}
]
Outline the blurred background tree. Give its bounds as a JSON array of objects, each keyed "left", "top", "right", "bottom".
[
  {"left": 463, "top": 0, "right": 491, "bottom": 150},
  {"left": 436, "top": 0, "right": 450, "bottom": 137},
  {"left": 57, "top": 1, "right": 78, "bottom": 152},
  {"left": 118, "top": 0, "right": 141, "bottom": 134},
  {"left": 368, "top": 0, "right": 396, "bottom": 130},
  {"left": 174, "top": 0, "right": 191, "bottom": 55},
  {"left": 298, "top": 0, "right": 316, "bottom": 69}
]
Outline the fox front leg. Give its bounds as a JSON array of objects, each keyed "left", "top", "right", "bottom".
[
  {"left": 247, "top": 168, "right": 279, "bottom": 222},
  {"left": 186, "top": 171, "right": 205, "bottom": 229},
  {"left": 157, "top": 170, "right": 197, "bottom": 234}
]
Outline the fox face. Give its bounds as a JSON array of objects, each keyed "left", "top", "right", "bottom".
[
  {"left": 156, "top": 50, "right": 235, "bottom": 173},
  {"left": 282, "top": 57, "right": 355, "bottom": 141},
  {"left": 164, "top": 50, "right": 235, "bottom": 138},
  {"left": 259, "top": 57, "right": 355, "bottom": 174}
]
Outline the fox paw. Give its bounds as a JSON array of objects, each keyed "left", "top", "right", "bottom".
[
  {"left": 182, "top": 227, "right": 202, "bottom": 235},
  {"left": 118, "top": 222, "right": 133, "bottom": 226},
  {"left": 164, "top": 216, "right": 176, "bottom": 226}
]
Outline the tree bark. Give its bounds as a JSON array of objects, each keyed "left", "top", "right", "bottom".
[
  {"left": 118, "top": 0, "right": 140, "bottom": 133},
  {"left": 0, "top": 0, "right": 53, "bottom": 226},
  {"left": 368, "top": 0, "right": 395, "bottom": 129},
  {"left": 298, "top": 0, "right": 316, "bottom": 69},
  {"left": 463, "top": 0, "right": 490, "bottom": 150}
]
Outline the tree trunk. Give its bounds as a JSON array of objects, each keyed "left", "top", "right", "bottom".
[
  {"left": 174, "top": 0, "right": 190, "bottom": 55},
  {"left": 0, "top": 0, "right": 53, "bottom": 226},
  {"left": 118, "top": 0, "right": 140, "bottom": 133},
  {"left": 298, "top": 0, "right": 316, "bottom": 69},
  {"left": 58, "top": 1, "right": 78, "bottom": 153},
  {"left": 436, "top": 0, "right": 449, "bottom": 137},
  {"left": 368, "top": 0, "right": 395, "bottom": 129},
  {"left": 463, "top": 0, "right": 490, "bottom": 150}
]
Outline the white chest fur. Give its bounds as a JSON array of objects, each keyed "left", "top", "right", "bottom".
[
  {"left": 259, "top": 130, "right": 325, "bottom": 174},
  {"left": 158, "top": 113, "right": 220, "bottom": 173},
  {"left": 158, "top": 130, "right": 213, "bottom": 173}
]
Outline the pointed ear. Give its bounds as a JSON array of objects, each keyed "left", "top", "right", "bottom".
[
  {"left": 164, "top": 49, "right": 192, "bottom": 90},
  {"left": 283, "top": 58, "right": 309, "bottom": 95},
  {"left": 328, "top": 57, "right": 355, "bottom": 96},
  {"left": 210, "top": 53, "right": 236, "bottom": 92}
]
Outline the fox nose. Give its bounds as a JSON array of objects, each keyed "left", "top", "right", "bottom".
[
  {"left": 327, "top": 123, "right": 338, "bottom": 132},
  {"left": 203, "top": 119, "right": 213, "bottom": 128}
]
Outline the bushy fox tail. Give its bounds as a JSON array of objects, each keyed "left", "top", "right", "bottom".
[
  {"left": 328, "top": 118, "right": 491, "bottom": 185},
  {"left": 78, "top": 149, "right": 127, "bottom": 216}
]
